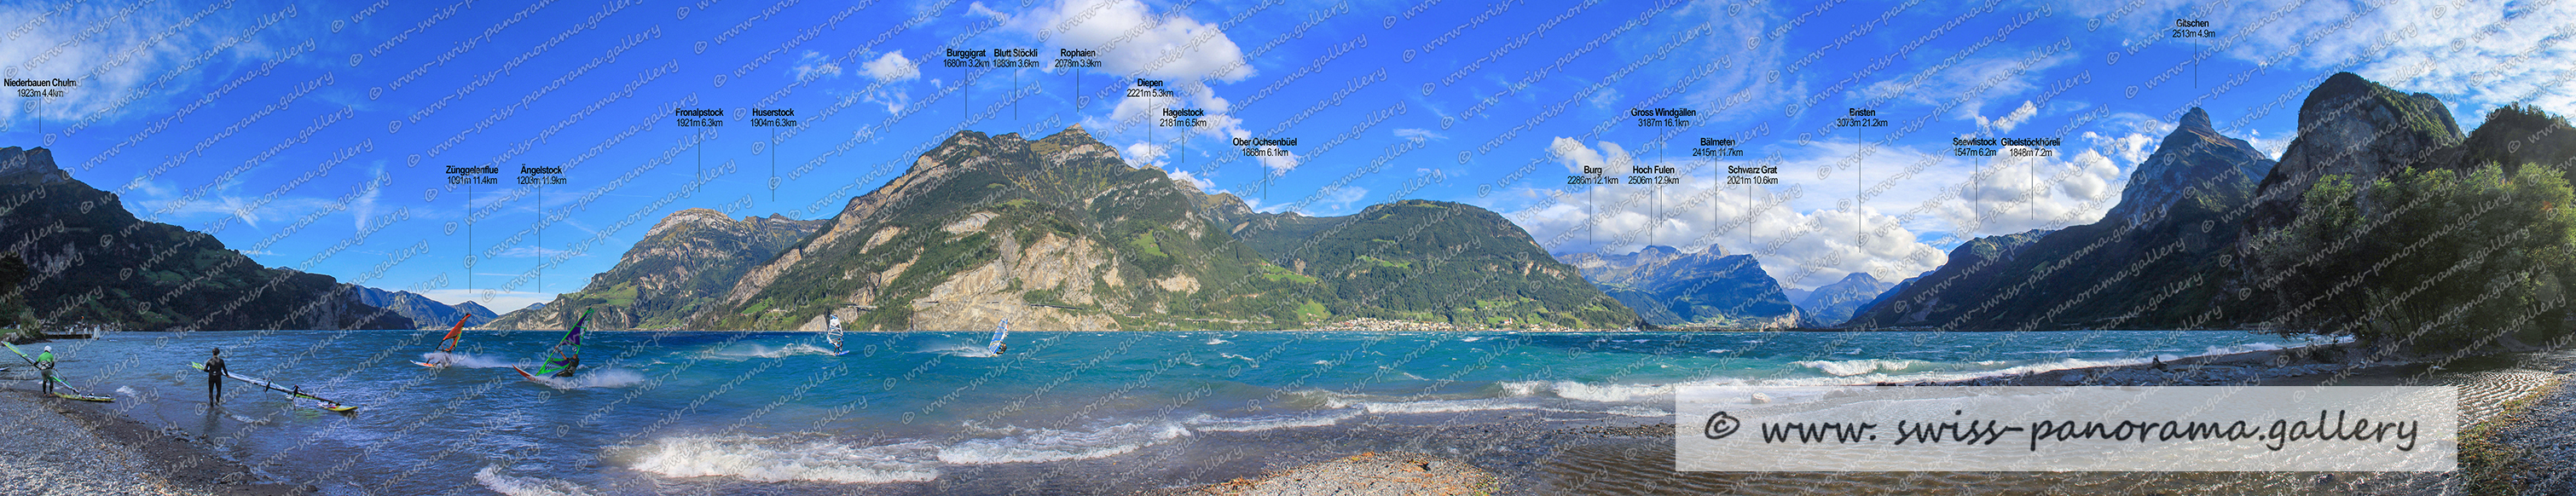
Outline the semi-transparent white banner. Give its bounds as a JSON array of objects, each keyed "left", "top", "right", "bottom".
[{"left": 1675, "top": 386, "right": 2456, "bottom": 471}]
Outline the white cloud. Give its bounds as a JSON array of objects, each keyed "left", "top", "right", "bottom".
[
  {"left": 1548, "top": 137, "right": 1632, "bottom": 175},
  {"left": 1166, "top": 169, "right": 1213, "bottom": 189},
  {"left": 1014, "top": 0, "right": 1253, "bottom": 83},
  {"left": 861, "top": 51, "right": 919, "bottom": 83},
  {"left": 864, "top": 88, "right": 911, "bottom": 113},
  {"left": 1121, "top": 141, "right": 1169, "bottom": 168},
  {"left": 0, "top": 2, "right": 283, "bottom": 125},
  {"left": 1511, "top": 134, "right": 2154, "bottom": 290},
  {"left": 1003, "top": 0, "right": 1265, "bottom": 171},
  {"left": 1981, "top": 101, "right": 2041, "bottom": 133},
  {"left": 792, "top": 50, "right": 843, "bottom": 81}
]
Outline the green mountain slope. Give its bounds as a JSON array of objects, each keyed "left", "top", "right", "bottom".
[
  {"left": 693, "top": 126, "right": 1635, "bottom": 331},
  {"left": 0, "top": 147, "right": 413, "bottom": 332},
  {"left": 1228, "top": 200, "right": 1637, "bottom": 329}
]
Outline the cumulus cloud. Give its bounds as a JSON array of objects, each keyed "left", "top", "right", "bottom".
[
  {"left": 996, "top": 0, "right": 1265, "bottom": 178},
  {"left": 1014, "top": 0, "right": 1253, "bottom": 83},
  {"left": 1510, "top": 135, "right": 2153, "bottom": 289},
  {"left": 862, "top": 51, "right": 920, "bottom": 83},
  {"left": 1166, "top": 169, "right": 1213, "bottom": 189},
  {"left": 1548, "top": 137, "right": 1634, "bottom": 175}
]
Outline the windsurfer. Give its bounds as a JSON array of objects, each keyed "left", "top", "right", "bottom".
[
  {"left": 556, "top": 356, "right": 579, "bottom": 378},
  {"left": 35, "top": 346, "right": 55, "bottom": 395},
  {"left": 205, "top": 349, "right": 227, "bottom": 403},
  {"left": 995, "top": 343, "right": 1008, "bottom": 355}
]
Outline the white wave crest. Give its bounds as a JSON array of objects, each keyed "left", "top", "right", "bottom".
[
  {"left": 1792, "top": 359, "right": 1925, "bottom": 377},
  {"left": 1184, "top": 410, "right": 1359, "bottom": 432},
  {"left": 701, "top": 343, "right": 839, "bottom": 361},
  {"left": 623, "top": 436, "right": 941, "bottom": 483},
  {"left": 475, "top": 465, "right": 599, "bottom": 496},
  {"left": 524, "top": 369, "right": 645, "bottom": 389},
  {"left": 1353, "top": 398, "right": 1531, "bottom": 414},
  {"left": 1513, "top": 381, "right": 1674, "bottom": 402},
  {"left": 936, "top": 422, "right": 1190, "bottom": 464},
  {"left": 420, "top": 352, "right": 516, "bottom": 368}
]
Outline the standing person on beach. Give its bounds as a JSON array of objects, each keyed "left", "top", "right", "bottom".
[
  {"left": 204, "top": 348, "right": 226, "bottom": 403},
  {"left": 35, "top": 346, "right": 55, "bottom": 395}
]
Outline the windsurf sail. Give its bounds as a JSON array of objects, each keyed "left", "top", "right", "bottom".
[
  {"left": 436, "top": 314, "right": 470, "bottom": 353},
  {"left": 985, "top": 320, "right": 1010, "bottom": 355},
  {"left": 5, "top": 342, "right": 111, "bottom": 402},
  {"left": 414, "top": 314, "right": 474, "bottom": 367},
  {"left": 524, "top": 308, "right": 593, "bottom": 378},
  {"left": 191, "top": 362, "right": 353, "bottom": 412},
  {"left": 825, "top": 314, "right": 845, "bottom": 353}
]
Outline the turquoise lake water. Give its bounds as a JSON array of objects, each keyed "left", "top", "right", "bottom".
[{"left": 27, "top": 329, "right": 2331, "bottom": 495}]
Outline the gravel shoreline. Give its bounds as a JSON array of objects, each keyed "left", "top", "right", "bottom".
[{"left": 0, "top": 384, "right": 308, "bottom": 496}]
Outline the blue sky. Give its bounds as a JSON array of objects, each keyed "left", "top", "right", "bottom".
[{"left": 2, "top": 0, "right": 2568, "bottom": 310}]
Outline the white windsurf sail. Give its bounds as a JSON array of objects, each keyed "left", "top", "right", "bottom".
[
  {"left": 825, "top": 314, "right": 845, "bottom": 353},
  {"left": 985, "top": 320, "right": 1010, "bottom": 355}
]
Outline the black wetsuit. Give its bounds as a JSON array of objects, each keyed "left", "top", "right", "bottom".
[{"left": 205, "top": 356, "right": 226, "bottom": 402}]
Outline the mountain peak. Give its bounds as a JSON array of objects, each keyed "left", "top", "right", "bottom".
[
  {"left": 2178, "top": 107, "right": 2213, "bottom": 132},
  {"left": 2104, "top": 106, "right": 2276, "bottom": 225},
  {"left": 1838, "top": 272, "right": 1881, "bottom": 285}
]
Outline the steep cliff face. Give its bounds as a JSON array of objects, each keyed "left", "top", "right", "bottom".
[
  {"left": 0, "top": 147, "right": 412, "bottom": 332},
  {"left": 2104, "top": 108, "right": 2278, "bottom": 227},
  {"left": 693, "top": 126, "right": 1636, "bottom": 332},
  {"left": 1846, "top": 106, "right": 2280, "bottom": 331},
  {"left": 1555, "top": 245, "right": 1797, "bottom": 328},
  {"left": 483, "top": 208, "right": 825, "bottom": 330},
  {"left": 2243, "top": 72, "right": 2463, "bottom": 233}
]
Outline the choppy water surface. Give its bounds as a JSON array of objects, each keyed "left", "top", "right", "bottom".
[{"left": 42, "top": 329, "right": 2337, "bottom": 495}]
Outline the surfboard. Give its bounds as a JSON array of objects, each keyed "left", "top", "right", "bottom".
[{"left": 190, "top": 362, "right": 355, "bottom": 412}]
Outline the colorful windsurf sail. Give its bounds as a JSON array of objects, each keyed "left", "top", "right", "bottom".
[
  {"left": 413, "top": 314, "right": 474, "bottom": 367},
  {"left": 523, "top": 308, "right": 593, "bottom": 378}
]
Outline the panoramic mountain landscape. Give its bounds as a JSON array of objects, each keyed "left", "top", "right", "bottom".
[
  {"left": 1554, "top": 245, "right": 1800, "bottom": 328},
  {"left": 14, "top": 0, "right": 2576, "bottom": 492}
]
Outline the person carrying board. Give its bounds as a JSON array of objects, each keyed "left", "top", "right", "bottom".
[{"left": 35, "top": 346, "right": 55, "bottom": 396}]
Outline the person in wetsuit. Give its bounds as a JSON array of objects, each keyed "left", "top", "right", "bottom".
[{"left": 205, "top": 348, "right": 227, "bottom": 403}]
